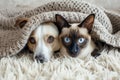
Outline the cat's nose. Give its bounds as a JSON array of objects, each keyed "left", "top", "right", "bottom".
[{"left": 72, "top": 44, "right": 79, "bottom": 54}]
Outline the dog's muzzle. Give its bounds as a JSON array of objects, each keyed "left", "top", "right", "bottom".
[{"left": 35, "top": 54, "right": 45, "bottom": 63}]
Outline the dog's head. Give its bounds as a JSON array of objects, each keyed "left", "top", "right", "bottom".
[
  {"left": 15, "top": 18, "right": 60, "bottom": 63},
  {"left": 28, "top": 23, "right": 60, "bottom": 63},
  {"left": 55, "top": 14, "right": 95, "bottom": 58}
]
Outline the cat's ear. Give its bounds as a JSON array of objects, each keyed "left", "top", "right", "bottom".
[
  {"left": 78, "top": 14, "right": 95, "bottom": 32},
  {"left": 15, "top": 18, "right": 29, "bottom": 28},
  {"left": 55, "top": 14, "right": 70, "bottom": 33}
]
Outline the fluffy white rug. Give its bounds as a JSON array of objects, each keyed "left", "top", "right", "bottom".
[{"left": 0, "top": 49, "right": 120, "bottom": 80}]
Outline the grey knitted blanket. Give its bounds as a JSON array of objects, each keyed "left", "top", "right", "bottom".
[{"left": 0, "top": 0, "right": 120, "bottom": 57}]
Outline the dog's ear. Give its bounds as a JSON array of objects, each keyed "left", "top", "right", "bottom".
[
  {"left": 55, "top": 14, "right": 70, "bottom": 33},
  {"left": 78, "top": 14, "right": 95, "bottom": 32},
  {"left": 15, "top": 18, "right": 29, "bottom": 28}
]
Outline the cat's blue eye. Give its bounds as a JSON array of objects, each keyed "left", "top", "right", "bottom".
[
  {"left": 78, "top": 38, "right": 85, "bottom": 43},
  {"left": 64, "top": 37, "right": 70, "bottom": 43}
]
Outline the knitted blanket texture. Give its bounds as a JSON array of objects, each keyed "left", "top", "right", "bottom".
[{"left": 0, "top": 0, "right": 120, "bottom": 57}]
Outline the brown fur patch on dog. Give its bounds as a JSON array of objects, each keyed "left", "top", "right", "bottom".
[{"left": 27, "top": 30, "right": 37, "bottom": 53}]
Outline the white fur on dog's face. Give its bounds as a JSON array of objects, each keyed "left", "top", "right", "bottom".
[{"left": 27, "top": 22, "right": 60, "bottom": 62}]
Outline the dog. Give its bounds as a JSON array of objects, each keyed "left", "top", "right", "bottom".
[
  {"left": 15, "top": 18, "right": 60, "bottom": 63},
  {"left": 55, "top": 14, "right": 100, "bottom": 59}
]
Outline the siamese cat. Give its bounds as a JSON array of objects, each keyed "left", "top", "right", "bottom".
[{"left": 55, "top": 14, "right": 100, "bottom": 59}]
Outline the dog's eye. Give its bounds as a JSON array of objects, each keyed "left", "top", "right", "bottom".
[
  {"left": 47, "top": 36, "right": 54, "bottom": 43},
  {"left": 29, "top": 37, "right": 36, "bottom": 44},
  {"left": 78, "top": 38, "right": 85, "bottom": 43},
  {"left": 64, "top": 37, "right": 71, "bottom": 43}
]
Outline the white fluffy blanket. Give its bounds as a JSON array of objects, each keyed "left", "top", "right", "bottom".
[{"left": 0, "top": 49, "right": 120, "bottom": 80}]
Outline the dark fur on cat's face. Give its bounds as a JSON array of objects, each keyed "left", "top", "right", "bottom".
[
  {"left": 60, "top": 29, "right": 89, "bottom": 57},
  {"left": 55, "top": 14, "right": 96, "bottom": 58}
]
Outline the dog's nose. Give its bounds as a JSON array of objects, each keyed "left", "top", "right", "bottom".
[{"left": 35, "top": 55, "right": 45, "bottom": 63}]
